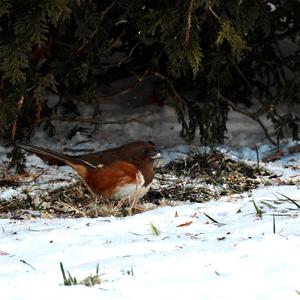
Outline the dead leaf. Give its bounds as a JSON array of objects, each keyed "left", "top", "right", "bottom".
[
  {"left": 262, "top": 151, "right": 285, "bottom": 162},
  {"left": 11, "top": 121, "right": 18, "bottom": 141},
  {"left": 288, "top": 144, "right": 300, "bottom": 154},
  {"left": 177, "top": 221, "right": 193, "bottom": 227},
  {"left": 0, "top": 250, "right": 9, "bottom": 256},
  {"left": 11, "top": 96, "right": 24, "bottom": 140},
  {"left": 0, "top": 173, "right": 42, "bottom": 186},
  {"left": 274, "top": 176, "right": 282, "bottom": 184}
]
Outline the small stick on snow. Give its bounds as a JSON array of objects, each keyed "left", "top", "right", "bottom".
[{"left": 20, "top": 259, "right": 36, "bottom": 270}]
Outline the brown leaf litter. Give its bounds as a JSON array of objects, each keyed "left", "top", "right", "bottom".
[{"left": 0, "top": 151, "right": 272, "bottom": 219}]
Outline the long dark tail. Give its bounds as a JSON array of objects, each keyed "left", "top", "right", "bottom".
[
  {"left": 18, "top": 144, "right": 94, "bottom": 179},
  {"left": 18, "top": 144, "right": 72, "bottom": 165}
]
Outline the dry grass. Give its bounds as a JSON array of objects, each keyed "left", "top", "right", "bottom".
[
  {"left": 0, "top": 151, "right": 271, "bottom": 219},
  {"left": 145, "top": 151, "right": 269, "bottom": 203}
]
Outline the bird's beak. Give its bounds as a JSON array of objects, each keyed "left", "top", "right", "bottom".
[{"left": 151, "top": 150, "right": 162, "bottom": 160}]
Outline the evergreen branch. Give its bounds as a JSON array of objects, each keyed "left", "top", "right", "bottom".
[
  {"left": 153, "top": 72, "right": 192, "bottom": 139},
  {"left": 182, "top": 41, "right": 203, "bottom": 78},
  {"left": 231, "top": 61, "right": 281, "bottom": 119},
  {"left": 218, "top": 93, "right": 276, "bottom": 145},
  {"left": 0, "top": 1, "right": 298, "bottom": 145},
  {"left": 75, "top": 1, "right": 116, "bottom": 55},
  {"left": 208, "top": 2, "right": 222, "bottom": 22},
  {"left": 28, "top": 18, "right": 49, "bottom": 48},
  {"left": 116, "top": 41, "right": 141, "bottom": 67},
  {"left": 231, "top": 61, "right": 265, "bottom": 106},
  {"left": 153, "top": 72, "right": 186, "bottom": 105},
  {"left": 11, "top": 96, "right": 24, "bottom": 141},
  {"left": 104, "top": 41, "right": 142, "bottom": 68},
  {"left": 97, "top": 70, "right": 148, "bottom": 100},
  {"left": 184, "top": 0, "right": 195, "bottom": 48},
  {"left": 216, "top": 21, "right": 246, "bottom": 56},
  {"left": 40, "top": 112, "right": 152, "bottom": 126},
  {"left": 209, "top": 1, "right": 246, "bottom": 57},
  {"left": 0, "top": 42, "right": 30, "bottom": 83},
  {"left": 75, "top": 29, "right": 97, "bottom": 55}
]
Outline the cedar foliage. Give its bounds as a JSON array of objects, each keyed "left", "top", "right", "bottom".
[{"left": 0, "top": 0, "right": 299, "bottom": 144}]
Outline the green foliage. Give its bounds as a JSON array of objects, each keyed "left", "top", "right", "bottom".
[
  {"left": 203, "top": 212, "right": 224, "bottom": 225},
  {"left": 252, "top": 200, "right": 263, "bottom": 218},
  {"left": 0, "top": 1, "right": 11, "bottom": 17},
  {"left": 60, "top": 262, "right": 101, "bottom": 287},
  {"left": 216, "top": 21, "right": 247, "bottom": 57},
  {"left": 28, "top": 17, "right": 49, "bottom": 48},
  {"left": 0, "top": 41, "right": 30, "bottom": 83},
  {"left": 6, "top": 145, "right": 26, "bottom": 173},
  {"left": 183, "top": 39, "right": 203, "bottom": 79},
  {"left": 0, "top": 0, "right": 299, "bottom": 145},
  {"left": 150, "top": 223, "right": 160, "bottom": 236}
]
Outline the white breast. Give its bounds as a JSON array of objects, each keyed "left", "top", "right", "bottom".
[{"left": 113, "top": 171, "right": 151, "bottom": 202}]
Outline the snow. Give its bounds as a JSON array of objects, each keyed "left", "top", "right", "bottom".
[
  {"left": 1, "top": 90, "right": 300, "bottom": 299},
  {"left": 1, "top": 184, "right": 300, "bottom": 300},
  {"left": 0, "top": 188, "right": 22, "bottom": 201}
]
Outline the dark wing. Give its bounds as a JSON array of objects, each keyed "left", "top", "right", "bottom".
[{"left": 78, "top": 148, "right": 120, "bottom": 166}]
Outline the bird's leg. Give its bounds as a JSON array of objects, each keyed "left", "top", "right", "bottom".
[
  {"left": 115, "top": 197, "right": 129, "bottom": 210},
  {"left": 93, "top": 195, "right": 100, "bottom": 217},
  {"left": 128, "top": 197, "right": 145, "bottom": 215}
]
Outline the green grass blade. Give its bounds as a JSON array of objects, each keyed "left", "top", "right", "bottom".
[
  {"left": 277, "top": 192, "right": 300, "bottom": 208},
  {"left": 252, "top": 200, "right": 263, "bottom": 217},
  {"left": 150, "top": 223, "right": 160, "bottom": 236}
]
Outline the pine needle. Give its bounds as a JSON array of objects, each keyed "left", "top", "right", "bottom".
[
  {"left": 203, "top": 212, "right": 224, "bottom": 225},
  {"left": 252, "top": 200, "right": 263, "bottom": 217},
  {"left": 277, "top": 193, "right": 300, "bottom": 208},
  {"left": 273, "top": 213, "right": 276, "bottom": 234}
]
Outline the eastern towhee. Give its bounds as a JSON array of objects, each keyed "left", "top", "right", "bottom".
[{"left": 19, "top": 141, "right": 160, "bottom": 210}]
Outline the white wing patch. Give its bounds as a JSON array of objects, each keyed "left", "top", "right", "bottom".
[
  {"left": 80, "top": 160, "right": 104, "bottom": 169},
  {"left": 80, "top": 159, "right": 97, "bottom": 169}
]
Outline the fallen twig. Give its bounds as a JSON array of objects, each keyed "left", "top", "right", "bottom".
[{"left": 20, "top": 259, "right": 36, "bottom": 270}]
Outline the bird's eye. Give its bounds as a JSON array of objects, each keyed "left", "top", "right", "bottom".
[{"left": 144, "top": 148, "right": 149, "bottom": 154}]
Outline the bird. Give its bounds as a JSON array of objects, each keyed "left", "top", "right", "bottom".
[{"left": 18, "top": 141, "right": 161, "bottom": 211}]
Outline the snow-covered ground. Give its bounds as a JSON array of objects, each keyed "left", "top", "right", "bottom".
[
  {"left": 1, "top": 184, "right": 300, "bottom": 300},
  {"left": 1, "top": 93, "right": 300, "bottom": 299}
]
